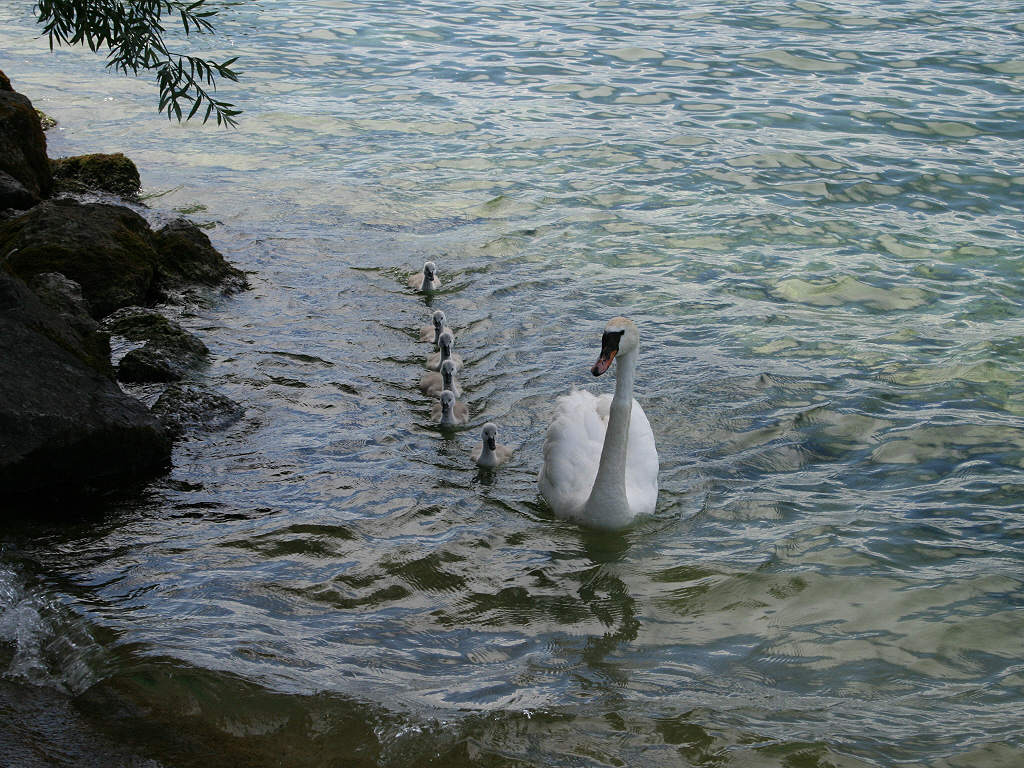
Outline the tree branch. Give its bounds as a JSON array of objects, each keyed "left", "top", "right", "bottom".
[{"left": 35, "top": 0, "right": 242, "bottom": 127}]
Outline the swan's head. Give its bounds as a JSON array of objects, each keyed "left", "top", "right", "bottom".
[
  {"left": 440, "top": 358, "right": 458, "bottom": 387},
  {"left": 592, "top": 317, "right": 639, "bottom": 376},
  {"left": 439, "top": 390, "right": 455, "bottom": 414},
  {"left": 422, "top": 261, "right": 437, "bottom": 281},
  {"left": 438, "top": 330, "right": 454, "bottom": 358},
  {"left": 432, "top": 310, "right": 446, "bottom": 330},
  {"left": 481, "top": 422, "right": 498, "bottom": 451}
]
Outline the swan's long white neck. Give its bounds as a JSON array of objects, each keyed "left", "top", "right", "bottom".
[{"left": 584, "top": 347, "right": 636, "bottom": 527}]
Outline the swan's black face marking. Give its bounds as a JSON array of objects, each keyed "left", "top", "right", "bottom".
[
  {"left": 485, "top": 434, "right": 496, "bottom": 451},
  {"left": 592, "top": 330, "right": 625, "bottom": 376}
]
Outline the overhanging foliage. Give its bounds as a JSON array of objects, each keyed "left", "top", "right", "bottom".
[{"left": 35, "top": 0, "right": 242, "bottom": 127}]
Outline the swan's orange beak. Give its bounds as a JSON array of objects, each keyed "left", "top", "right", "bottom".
[
  {"left": 592, "top": 348, "right": 616, "bottom": 376},
  {"left": 593, "top": 328, "right": 624, "bottom": 376}
]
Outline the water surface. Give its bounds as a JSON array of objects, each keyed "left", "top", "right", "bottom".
[{"left": 2, "top": 1, "right": 1024, "bottom": 766}]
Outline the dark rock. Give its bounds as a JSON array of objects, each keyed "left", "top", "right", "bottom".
[
  {"left": 153, "top": 218, "right": 248, "bottom": 293},
  {"left": 152, "top": 383, "right": 245, "bottom": 439},
  {"left": 26, "top": 271, "right": 112, "bottom": 378},
  {"left": 104, "top": 307, "right": 209, "bottom": 383},
  {"left": 0, "top": 169, "right": 38, "bottom": 211},
  {"left": 0, "top": 199, "right": 158, "bottom": 317},
  {"left": 0, "top": 199, "right": 248, "bottom": 318},
  {"left": 27, "top": 272, "right": 100, "bottom": 335},
  {"left": 0, "top": 267, "right": 171, "bottom": 497},
  {"left": 0, "top": 74, "right": 52, "bottom": 203},
  {"left": 51, "top": 152, "right": 142, "bottom": 198},
  {"left": 118, "top": 345, "right": 195, "bottom": 383}
]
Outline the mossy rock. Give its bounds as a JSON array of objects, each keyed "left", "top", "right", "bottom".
[
  {"left": 0, "top": 199, "right": 246, "bottom": 320},
  {"left": 51, "top": 152, "right": 141, "bottom": 197},
  {"left": 36, "top": 110, "right": 56, "bottom": 130},
  {"left": 0, "top": 199, "right": 158, "bottom": 318}
]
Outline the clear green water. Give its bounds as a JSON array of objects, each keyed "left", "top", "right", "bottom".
[{"left": 2, "top": 1, "right": 1024, "bottom": 766}]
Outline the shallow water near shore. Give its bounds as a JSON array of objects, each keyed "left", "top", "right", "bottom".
[{"left": 3, "top": 0, "right": 1024, "bottom": 765}]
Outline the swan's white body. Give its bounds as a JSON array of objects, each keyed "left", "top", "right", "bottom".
[
  {"left": 432, "top": 390, "right": 469, "bottom": 425},
  {"left": 472, "top": 422, "right": 514, "bottom": 467},
  {"left": 420, "top": 358, "right": 462, "bottom": 398},
  {"left": 538, "top": 317, "right": 658, "bottom": 530},
  {"left": 419, "top": 310, "right": 452, "bottom": 344},
  {"left": 409, "top": 261, "right": 440, "bottom": 291},
  {"left": 426, "top": 330, "right": 463, "bottom": 371}
]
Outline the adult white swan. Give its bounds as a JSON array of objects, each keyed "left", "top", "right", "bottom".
[{"left": 538, "top": 317, "right": 658, "bottom": 530}]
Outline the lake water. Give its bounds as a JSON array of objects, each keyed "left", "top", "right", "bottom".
[{"left": 2, "top": 0, "right": 1024, "bottom": 765}]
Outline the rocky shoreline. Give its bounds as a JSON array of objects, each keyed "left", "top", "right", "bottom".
[{"left": 0, "top": 69, "right": 248, "bottom": 501}]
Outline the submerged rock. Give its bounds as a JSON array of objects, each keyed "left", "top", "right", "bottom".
[
  {"left": 104, "top": 308, "right": 209, "bottom": 383},
  {"left": 151, "top": 383, "right": 245, "bottom": 439},
  {"left": 0, "top": 268, "right": 170, "bottom": 497}
]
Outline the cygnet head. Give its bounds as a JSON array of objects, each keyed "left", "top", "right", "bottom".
[
  {"left": 437, "top": 330, "right": 454, "bottom": 358},
  {"left": 439, "top": 390, "right": 455, "bottom": 414},
  {"left": 592, "top": 317, "right": 639, "bottom": 376},
  {"left": 481, "top": 422, "right": 498, "bottom": 451},
  {"left": 423, "top": 261, "right": 437, "bottom": 281},
  {"left": 432, "top": 310, "right": 446, "bottom": 331},
  {"left": 440, "top": 358, "right": 458, "bottom": 388}
]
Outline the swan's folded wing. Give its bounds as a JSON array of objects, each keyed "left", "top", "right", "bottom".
[
  {"left": 538, "top": 388, "right": 605, "bottom": 518},
  {"left": 624, "top": 398, "right": 659, "bottom": 516}
]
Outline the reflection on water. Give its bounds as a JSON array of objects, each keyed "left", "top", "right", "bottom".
[{"left": 2, "top": 0, "right": 1024, "bottom": 765}]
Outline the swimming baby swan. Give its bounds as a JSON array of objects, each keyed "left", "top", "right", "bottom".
[
  {"left": 538, "top": 317, "right": 659, "bottom": 531},
  {"left": 409, "top": 261, "right": 440, "bottom": 292},
  {"left": 419, "top": 309, "right": 452, "bottom": 344},
  {"left": 426, "top": 330, "right": 464, "bottom": 371},
  {"left": 431, "top": 389, "right": 469, "bottom": 425},
  {"left": 472, "top": 422, "right": 514, "bottom": 467},
  {"left": 419, "top": 358, "right": 462, "bottom": 398}
]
